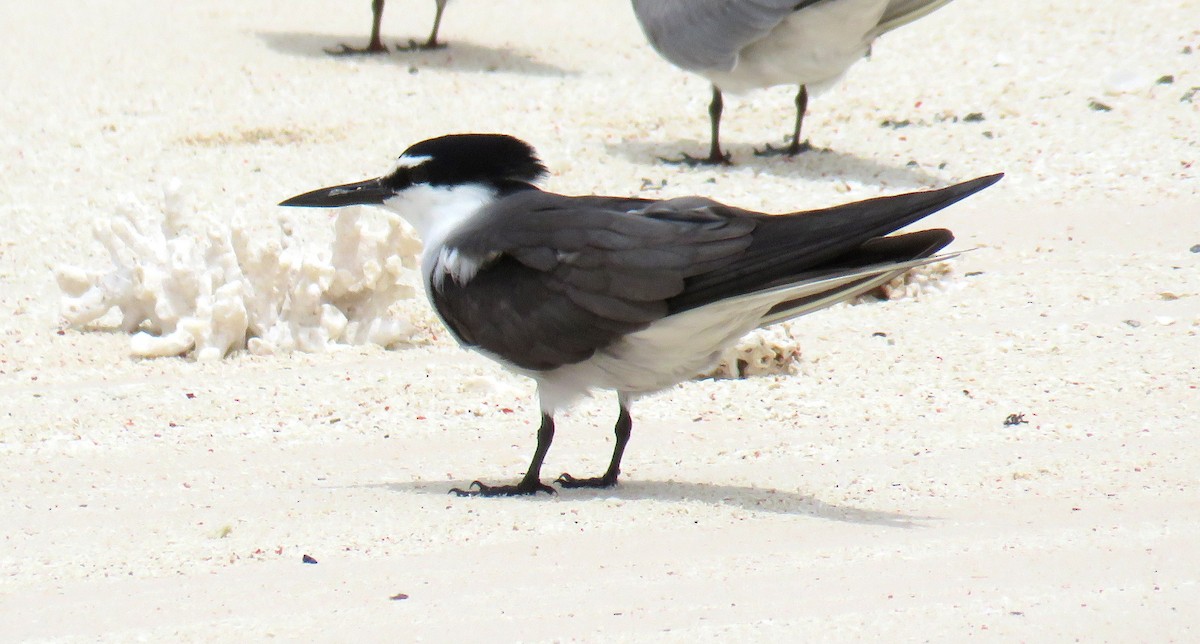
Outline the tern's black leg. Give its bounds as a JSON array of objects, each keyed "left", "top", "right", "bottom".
[
  {"left": 326, "top": 0, "right": 390, "bottom": 55},
  {"left": 662, "top": 85, "right": 733, "bottom": 166},
  {"left": 556, "top": 403, "right": 633, "bottom": 489},
  {"left": 400, "top": 0, "right": 449, "bottom": 50},
  {"left": 450, "top": 413, "right": 557, "bottom": 497},
  {"left": 755, "top": 85, "right": 816, "bottom": 157}
]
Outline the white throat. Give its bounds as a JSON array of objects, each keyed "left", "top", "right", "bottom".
[{"left": 380, "top": 182, "right": 498, "bottom": 289}]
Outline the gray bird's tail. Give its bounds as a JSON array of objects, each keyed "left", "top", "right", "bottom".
[{"left": 872, "top": 0, "right": 957, "bottom": 39}]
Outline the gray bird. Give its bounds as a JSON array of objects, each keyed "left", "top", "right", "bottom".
[
  {"left": 280, "top": 133, "right": 1001, "bottom": 496},
  {"left": 327, "top": 0, "right": 450, "bottom": 55},
  {"left": 631, "top": 0, "right": 956, "bottom": 163}
]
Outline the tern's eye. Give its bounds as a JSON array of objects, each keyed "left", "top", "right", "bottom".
[{"left": 409, "top": 165, "right": 430, "bottom": 184}]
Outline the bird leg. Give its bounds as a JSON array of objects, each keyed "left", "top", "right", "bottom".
[
  {"left": 326, "top": 0, "right": 390, "bottom": 56},
  {"left": 400, "top": 0, "right": 449, "bottom": 51},
  {"left": 556, "top": 402, "right": 633, "bottom": 489},
  {"left": 661, "top": 85, "right": 732, "bottom": 166},
  {"left": 450, "top": 413, "right": 557, "bottom": 497},
  {"left": 755, "top": 85, "right": 816, "bottom": 157}
]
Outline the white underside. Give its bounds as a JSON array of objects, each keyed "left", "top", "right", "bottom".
[
  {"left": 530, "top": 253, "right": 957, "bottom": 414},
  {"left": 704, "top": 0, "right": 889, "bottom": 94}
]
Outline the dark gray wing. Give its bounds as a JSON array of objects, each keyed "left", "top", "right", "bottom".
[
  {"left": 431, "top": 173, "right": 1002, "bottom": 372},
  {"left": 430, "top": 191, "right": 757, "bottom": 371},
  {"left": 668, "top": 173, "right": 1003, "bottom": 312},
  {"left": 631, "top": 0, "right": 819, "bottom": 72}
]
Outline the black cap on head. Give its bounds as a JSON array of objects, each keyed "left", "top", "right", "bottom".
[
  {"left": 390, "top": 133, "right": 548, "bottom": 189},
  {"left": 280, "top": 133, "right": 547, "bottom": 209}
]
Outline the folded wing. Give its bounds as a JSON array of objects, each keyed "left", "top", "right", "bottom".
[
  {"left": 431, "top": 174, "right": 1001, "bottom": 372},
  {"left": 631, "top": 0, "right": 813, "bottom": 72}
]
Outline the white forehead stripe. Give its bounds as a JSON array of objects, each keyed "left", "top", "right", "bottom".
[{"left": 393, "top": 154, "right": 432, "bottom": 170}]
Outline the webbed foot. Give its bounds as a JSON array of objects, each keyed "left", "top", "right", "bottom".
[
  {"left": 325, "top": 42, "right": 389, "bottom": 56},
  {"left": 753, "top": 139, "right": 815, "bottom": 157},
  {"left": 555, "top": 472, "right": 619, "bottom": 489},
  {"left": 658, "top": 151, "right": 732, "bottom": 166},
  {"left": 449, "top": 479, "right": 556, "bottom": 497}
]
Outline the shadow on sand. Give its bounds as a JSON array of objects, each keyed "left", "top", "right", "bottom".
[
  {"left": 380, "top": 478, "right": 926, "bottom": 528},
  {"left": 256, "top": 32, "right": 576, "bottom": 77},
  {"left": 608, "top": 138, "right": 945, "bottom": 189}
]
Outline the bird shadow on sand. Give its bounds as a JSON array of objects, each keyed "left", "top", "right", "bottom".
[
  {"left": 607, "top": 139, "right": 944, "bottom": 189},
  {"left": 256, "top": 32, "right": 576, "bottom": 77},
  {"left": 380, "top": 478, "right": 927, "bottom": 528}
]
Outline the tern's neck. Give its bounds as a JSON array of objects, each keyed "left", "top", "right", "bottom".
[{"left": 381, "top": 182, "right": 497, "bottom": 252}]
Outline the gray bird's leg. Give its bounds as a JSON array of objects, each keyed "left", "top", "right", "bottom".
[
  {"left": 755, "top": 85, "right": 816, "bottom": 156},
  {"left": 451, "top": 413, "right": 557, "bottom": 497},
  {"left": 556, "top": 394, "right": 634, "bottom": 489},
  {"left": 662, "top": 85, "right": 733, "bottom": 166},
  {"left": 402, "top": 0, "right": 450, "bottom": 50},
  {"left": 424, "top": 0, "right": 449, "bottom": 49},
  {"left": 326, "top": 0, "right": 390, "bottom": 55}
]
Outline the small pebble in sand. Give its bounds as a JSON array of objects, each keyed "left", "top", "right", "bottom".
[
  {"left": 1189, "top": 244, "right": 1200, "bottom": 253},
  {"left": 390, "top": 593, "right": 410, "bottom": 601},
  {"left": 302, "top": 554, "right": 318, "bottom": 564},
  {"left": 1004, "top": 413, "right": 1029, "bottom": 427}
]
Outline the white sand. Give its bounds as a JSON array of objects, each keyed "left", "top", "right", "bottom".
[{"left": 2, "top": 0, "right": 1199, "bottom": 640}]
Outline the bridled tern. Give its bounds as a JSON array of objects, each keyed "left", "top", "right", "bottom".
[{"left": 280, "top": 133, "right": 1001, "bottom": 496}]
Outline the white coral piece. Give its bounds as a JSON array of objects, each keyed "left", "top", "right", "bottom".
[
  {"left": 870, "top": 261, "right": 957, "bottom": 301},
  {"left": 55, "top": 180, "right": 422, "bottom": 360},
  {"left": 696, "top": 262, "right": 958, "bottom": 379},
  {"left": 698, "top": 324, "right": 804, "bottom": 380}
]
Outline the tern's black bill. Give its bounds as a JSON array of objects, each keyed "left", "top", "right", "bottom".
[{"left": 279, "top": 177, "right": 392, "bottom": 208}]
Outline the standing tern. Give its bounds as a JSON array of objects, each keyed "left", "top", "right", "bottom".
[
  {"left": 631, "top": 0, "right": 956, "bottom": 163},
  {"left": 327, "top": 0, "right": 450, "bottom": 55},
  {"left": 280, "top": 133, "right": 1001, "bottom": 496}
]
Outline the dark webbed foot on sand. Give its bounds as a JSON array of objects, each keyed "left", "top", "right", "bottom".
[
  {"left": 555, "top": 472, "right": 619, "bottom": 489},
  {"left": 753, "top": 139, "right": 816, "bottom": 157},
  {"left": 398, "top": 39, "right": 447, "bottom": 51},
  {"left": 449, "top": 414, "right": 557, "bottom": 497},
  {"left": 658, "top": 151, "right": 732, "bottom": 166},
  {"left": 449, "top": 479, "right": 556, "bottom": 497},
  {"left": 325, "top": 42, "right": 390, "bottom": 56},
  {"left": 555, "top": 403, "right": 632, "bottom": 490}
]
